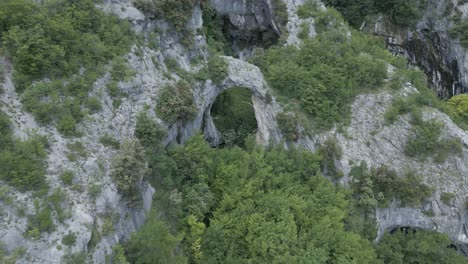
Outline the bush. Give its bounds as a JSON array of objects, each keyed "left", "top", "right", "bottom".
[
  {"left": 27, "top": 204, "right": 55, "bottom": 234},
  {"left": 447, "top": 94, "right": 468, "bottom": 126},
  {"left": 351, "top": 162, "right": 433, "bottom": 207},
  {"left": 322, "top": 0, "right": 424, "bottom": 28},
  {"left": 62, "top": 232, "right": 77, "bottom": 246},
  {"left": 256, "top": 29, "right": 388, "bottom": 129},
  {"left": 405, "top": 119, "right": 462, "bottom": 163},
  {"left": 440, "top": 192, "right": 455, "bottom": 205},
  {"left": 134, "top": 0, "right": 196, "bottom": 31},
  {"left": 86, "top": 97, "right": 102, "bottom": 113},
  {"left": 0, "top": 135, "right": 48, "bottom": 192},
  {"left": 319, "top": 137, "right": 343, "bottom": 178},
  {"left": 60, "top": 170, "right": 75, "bottom": 186},
  {"left": 62, "top": 252, "right": 86, "bottom": 264},
  {"left": 276, "top": 112, "right": 300, "bottom": 141},
  {"left": 110, "top": 139, "right": 147, "bottom": 206},
  {"left": 207, "top": 55, "right": 228, "bottom": 84},
  {"left": 99, "top": 134, "right": 120, "bottom": 149},
  {"left": 156, "top": 80, "right": 197, "bottom": 123},
  {"left": 0, "top": 0, "right": 134, "bottom": 135},
  {"left": 134, "top": 112, "right": 167, "bottom": 150},
  {"left": 376, "top": 229, "right": 465, "bottom": 264}
]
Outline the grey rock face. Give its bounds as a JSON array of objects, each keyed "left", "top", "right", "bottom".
[
  {"left": 1, "top": 0, "right": 468, "bottom": 262},
  {"left": 209, "top": 0, "right": 282, "bottom": 56},
  {"left": 366, "top": 0, "right": 468, "bottom": 97}
]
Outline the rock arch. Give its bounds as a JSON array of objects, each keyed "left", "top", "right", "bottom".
[{"left": 165, "top": 57, "right": 283, "bottom": 146}]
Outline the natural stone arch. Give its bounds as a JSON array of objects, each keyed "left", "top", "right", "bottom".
[{"left": 165, "top": 57, "right": 283, "bottom": 146}]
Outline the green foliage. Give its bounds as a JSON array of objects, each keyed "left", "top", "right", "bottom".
[
  {"left": 440, "top": 192, "right": 455, "bottom": 205},
  {"left": 255, "top": 28, "right": 388, "bottom": 129},
  {"left": 134, "top": 0, "right": 196, "bottom": 31},
  {"left": 405, "top": 119, "right": 462, "bottom": 163},
  {"left": 27, "top": 201, "right": 55, "bottom": 235},
  {"left": 376, "top": 229, "right": 465, "bottom": 263},
  {"left": 0, "top": 129, "right": 48, "bottom": 192},
  {"left": 350, "top": 162, "right": 434, "bottom": 207},
  {"left": 211, "top": 88, "right": 257, "bottom": 147},
  {"left": 272, "top": 0, "right": 289, "bottom": 26},
  {"left": 48, "top": 188, "right": 69, "bottom": 222},
  {"left": 0, "top": 0, "right": 134, "bottom": 135},
  {"left": 321, "top": 0, "right": 425, "bottom": 28},
  {"left": 112, "top": 244, "right": 129, "bottom": 264},
  {"left": 156, "top": 80, "right": 197, "bottom": 123},
  {"left": 124, "top": 210, "right": 186, "bottom": 264},
  {"left": 62, "top": 232, "right": 77, "bottom": 247},
  {"left": 202, "top": 7, "right": 232, "bottom": 55},
  {"left": 99, "top": 134, "right": 120, "bottom": 149},
  {"left": 134, "top": 112, "right": 167, "bottom": 150},
  {"left": 447, "top": 94, "right": 468, "bottom": 126},
  {"left": 276, "top": 112, "right": 301, "bottom": 141},
  {"left": 60, "top": 170, "right": 75, "bottom": 186},
  {"left": 110, "top": 139, "right": 147, "bottom": 207},
  {"left": 63, "top": 252, "right": 86, "bottom": 264},
  {"left": 139, "top": 135, "right": 380, "bottom": 263},
  {"left": 449, "top": 19, "right": 468, "bottom": 47},
  {"left": 88, "top": 184, "right": 102, "bottom": 199},
  {"left": 85, "top": 97, "right": 102, "bottom": 113},
  {"left": 319, "top": 137, "right": 343, "bottom": 178},
  {"left": 207, "top": 55, "right": 228, "bottom": 84},
  {"left": 66, "top": 141, "right": 87, "bottom": 162},
  {"left": 0, "top": 246, "right": 25, "bottom": 264}
]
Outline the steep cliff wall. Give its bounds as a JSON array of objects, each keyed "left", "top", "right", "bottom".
[
  {"left": 1, "top": 0, "right": 468, "bottom": 262},
  {"left": 364, "top": 0, "right": 468, "bottom": 98}
]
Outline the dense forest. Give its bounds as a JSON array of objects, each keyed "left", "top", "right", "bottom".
[{"left": 0, "top": 0, "right": 467, "bottom": 263}]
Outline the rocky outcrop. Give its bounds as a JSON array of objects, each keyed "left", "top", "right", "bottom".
[
  {"left": 1, "top": 0, "right": 468, "bottom": 262},
  {"left": 209, "top": 0, "right": 282, "bottom": 57},
  {"left": 165, "top": 56, "right": 283, "bottom": 146},
  {"left": 365, "top": 0, "right": 468, "bottom": 98}
]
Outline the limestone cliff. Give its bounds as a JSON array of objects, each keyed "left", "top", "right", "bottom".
[{"left": 0, "top": 0, "right": 468, "bottom": 262}]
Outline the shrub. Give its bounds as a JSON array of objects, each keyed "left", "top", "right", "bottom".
[
  {"left": 112, "top": 244, "right": 129, "bottom": 264},
  {"left": 207, "top": 55, "right": 228, "bottom": 84},
  {"left": 0, "top": 135, "right": 48, "bottom": 192},
  {"left": 27, "top": 204, "right": 54, "bottom": 234},
  {"left": 405, "top": 119, "right": 462, "bottom": 163},
  {"left": 86, "top": 97, "right": 102, "bottom": 113},
  {"left": 135, "top": 112, "right": 167, "bottom": 150},
  {"left": 134, "top": 0, "right": 196, "bottom": 31},
  {"left": 256, "top": 29, "right": 388, "bottom": 129},
  {"left": 351, "top": 162, "right": 433, "bottom": 207},
  {"left": 272, "top": 0, "right": 289, "bottom": 26},
  {"left": 99, "top": 134, "right": 120, "bottom": 149},
  {"left": 57, "top": 115, "right": 77, "bottom": 136},
  {"left": 440, "top": 192, "right": 455, "bottom": 205},
  {"left": 62, "top": 252, "right": 86, "bottom": 264},
  {"left": 0, "top": 0, "right": 134, "bottom": 135},
  {"left": 89, "top": 184, "right": 102, "bottom": 199},
  {"left": 62, "top": 232, "right": 77, "bottom": 246},
  {"left": 447, "top": 94, "right": 468, "bottom": 125},
  {"left": 319, "top": 137, "right": 343, "bottom": 178},
  {"left": 110, "top": 139, "right": 147, "bottom": 206},
  {"left": 156, "top": 80, "right": 197, "bottom": 123},
  {"left": 276, "top": 112, "right": 300, "bottom": 141},
  {"left": 60, "top": 170, "right": 75, "bottom": 186}
]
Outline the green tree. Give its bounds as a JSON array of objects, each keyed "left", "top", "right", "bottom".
[
  {"left": 376, "top": 230, "right": 465, "bottom": 264},
  {"left": 125, "top": 210, "right": 187, "bottom": 264},
  {"left": 110, "top": 139, "right": 147, "bottom": 206},
  {"left": 156, "top": 80, "right": 197, "bottom": 123}
]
